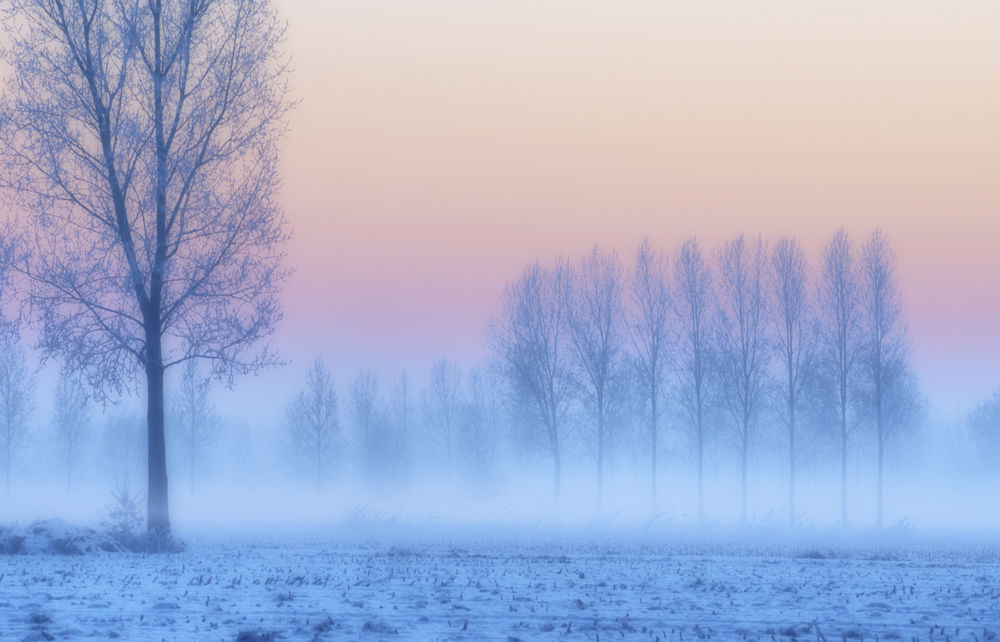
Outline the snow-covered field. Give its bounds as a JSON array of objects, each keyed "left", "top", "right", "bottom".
[{"left": 2, "top": 532, "right": 1000, "bottom": 641}]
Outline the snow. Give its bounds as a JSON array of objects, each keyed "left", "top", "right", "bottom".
[
  {"left": 0, "top": 519, "right": 124, "bottom": 556},
  {"left": 1, "top": 533, "right": 999, "bottom": 641}
]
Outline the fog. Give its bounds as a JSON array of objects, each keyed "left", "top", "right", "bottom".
[
  {"left": 11, "top": 454, "right": 1000, "bottom": 533},
  {"left": 1, "top": 232, "right": 998, "bottom": 548},
  {"left": 0, "top": 0, "right": 994, "bottom": 550},
  {"left": 4, "top": 362, "right": 998, "bottom": 538},
  {"left": 3, "top": 4, "right": 1000, "bottom": 640}
]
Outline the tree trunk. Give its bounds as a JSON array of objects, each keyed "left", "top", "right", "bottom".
[
  {"left": 739, "top": 428, "right": 748, "bottom": 525},
  {"left": 552, "top": 443, "right": 561, "bottom": 508},
  {"left": 446, "top": 429, "right": 452, "bottom": 479},
  {"left": 147, "top": 5, "right": 170, "bottom": 540},
  {"left": 697, "top": 418, "right": 704, "bottom": 526},
  {"left": 146, "top": 335, "right": 171, "bottom": 538},
  {"left": 650, "top": 392, "right": 657, "bottom": 518},
  {"left": 840, "top": 405, "right": 848, "bottom": 526},
  {"left": 597, "top": 414, "right": 604, "bottom": 512},
  {"left": 875, "top": 361, "right": 885, "bottom": 528},
  {"left": 788, "top": 403, "right": 795, "bottom": 526},
  {"left": 549, "top": 403, "right": 561, "bottom": 510},
  {"left": 877, "top": 429, "right": 885, "bottom": 528}
]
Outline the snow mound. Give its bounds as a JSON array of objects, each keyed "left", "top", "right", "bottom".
[{"left": 0, "top": 519, "right": 125, "bottom": 555}]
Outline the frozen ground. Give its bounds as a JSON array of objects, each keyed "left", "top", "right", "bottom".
[{"left": 2, "top": 530, "right": 999, "bottom": 641}]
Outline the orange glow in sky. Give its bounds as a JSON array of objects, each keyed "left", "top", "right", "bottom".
[{"left": 269, "top": 0, "right": 1000, "bottom": 413}]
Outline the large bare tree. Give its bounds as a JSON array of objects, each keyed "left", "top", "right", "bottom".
[
  {"left": 566, "top": 246, "right": 624, "bottom": 508},
  {"left": 627, "top": 238, "right": 671, "bottom": 515},
  {"left": 770, "top": 237, "right": 813, "bottom": 525},
  {"left": 818, "top": 228, "right": 861, "bottom": 525},
  {"left": 673, "top": 238, "right": 714, "bottom": 524},
  {"left": 716, "top": 234, "right": 771, "bottom": 525},
  {"left": 492, "top": 260, "right": 573, "bottom": 503},
  {"left": 0, "top": 0, "right": 292, "bottom": 538}
]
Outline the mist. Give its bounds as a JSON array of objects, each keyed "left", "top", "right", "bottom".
[
  {"left": 4, "top": 230, "right": 998, "bottom": 539},
  {"left": 1, "top": 0, "right": 998, "bottom": 639},
  {"left": 7, "top": 415, "right": 999, "bottom": 533}
]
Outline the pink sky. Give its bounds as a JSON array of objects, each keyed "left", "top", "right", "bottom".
[{"left": 261, "top": 1, "right": 1000, "bottom": 415}]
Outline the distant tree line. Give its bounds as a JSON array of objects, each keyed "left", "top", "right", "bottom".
[
  {"left": 3, "top": 225, "right": 1000, "bottom": 527},
  {"left": 278, "top": 227, "right": 934, "bottom": 527}
]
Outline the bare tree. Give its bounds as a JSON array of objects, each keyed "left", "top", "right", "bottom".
[
  {"left": 627, "top": 237, "right": 671, "bottom": 516},
  {"left": 0, "top": 221, "right": 21, "bottom": 334},
  {"left": 491, "top": 260, "right": 573, "bottom": 503},
  {"left": 716, "top": 234, "right": 770, "bottom": 525},
  {"left": 859, "top": 228, "right": 913, "bottom": 527},
  {"left": 968, "top": 390, "right": 1000, "bottom": 467},
  {"left": 227, "top": 418, "right": 254, "bottom": 481},
  {"left": 350, "top": 370, "right": 380, "bottom": 478},
  {"left": 53, "top": 362, "right": 89, "bottom": 492},
  {"left": 0, "top": 332, "right": 33, "bottom": 493},
  {"left": 818, "top": 228, "right": 861, "bottom": 525},
  {"left": 0, "top": 0, "right": 292, "bottom": 538},
  {"left": 673, "top": 238, "right": 714, "bottom": 524},
  {"left": 351, "top": 372, "right": 379, "bottom": 435},
  {"left": 286, "top": 358, "right": 339, "bottom": 491},
  {"left": 566, "top": 246, "right": 624, "bottom": 508},
  {"left": 0, "top": 226, "right": 28, "bottom": 493},
  {"left": 770, "top": 237, "right": 813, "bottom": 525},
  {"left": 101, "top": 408, "right": 146, "bottom": 486},
  {"left": 389, "top": 372, "right": 413, "bottom": 476},
  {"left": 170, "top": 359, "right": 219, "bottom": 497},
  {"left": 423, "top": 359, "right": 463, "bottom": 474},
  {"left": 462, "top": 364, "right": 502, "bottom": 483}
]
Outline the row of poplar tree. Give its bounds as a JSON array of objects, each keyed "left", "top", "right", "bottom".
[
  {"left": 491, "top": 228, "right": 920, "bottom": 527},
  {"left": 490, "top": 228, "right": 921, "bottom": 527}
]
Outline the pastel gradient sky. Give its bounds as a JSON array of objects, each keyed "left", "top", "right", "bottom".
[{"left": 267, "top": 0, "right": 1000, "bottom": 415}]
